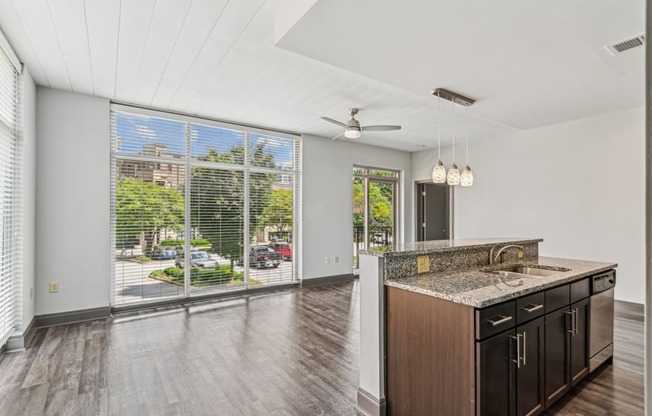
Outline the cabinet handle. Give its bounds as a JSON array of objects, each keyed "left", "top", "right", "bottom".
[
  {"left": 521, "top": 304, "right": 543, "bottom": 313},
  {"left": 573, "top": 308, "right": 579, "bottom": 336},
  {"left": 488, "top": 315, "right": 513, "bottom": 326},
  {"left": 522, "top": 331, "right": 527, "bottom": 366},
  {"left": 511, "top": 334, "right": 522, "bottom": 369},
  {"left": 565, "top": 310, "right": 574, "bottom": 334}
]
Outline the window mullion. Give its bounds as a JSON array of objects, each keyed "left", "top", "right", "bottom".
[
  {"left": 184, "top": 122, "right": 191, "bottom": 297},
  {"left": 244, "top": 132, "right": 250, "bottom": 290}
]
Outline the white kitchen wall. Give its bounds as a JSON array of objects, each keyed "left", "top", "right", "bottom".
[
  {"left": 412, "top": 107, "right": 645, "bottom": 304},
  {"left": 302, "top": 134, "right": 413, "bottom": 280},
  {"left": 35, "top": 88, "right": 111, "bottom": 315}
]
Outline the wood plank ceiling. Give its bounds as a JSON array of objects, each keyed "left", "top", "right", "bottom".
[{"left": 0, "top": 0, "right": 515, "bottom": 151}]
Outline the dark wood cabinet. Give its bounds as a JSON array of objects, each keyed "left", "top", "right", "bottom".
[
  {"left": 544, "top": 306, "right": 571, "bottom": 406},
  {"left": 516, "top": 317, "right": 545, "bottom": 416},
  {"left": 570, "top": 298, "right": 590, "bottom": 385},
  {"left": 477, "top": 330, "right": 516, "bottom": 416}
]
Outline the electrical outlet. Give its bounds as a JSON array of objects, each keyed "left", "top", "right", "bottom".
[
  {"left": 417, "top": 256, "right": 430, "bottom": 273},
  {"left": 325, "top": 256, "right": 330, "bottom": 264},
  {"left": 334, "top": 256, "right": 339, "bottom": 264},
  {"left": 49, "top": 282, "right": 59, "bottom": 293},
  {"left": 30, "top": 288, "right": 33, "bottom": 299}
]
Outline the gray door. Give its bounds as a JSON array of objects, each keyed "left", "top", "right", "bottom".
[{"left": 416, "top": 183, "right": 449, "bottom": 241}]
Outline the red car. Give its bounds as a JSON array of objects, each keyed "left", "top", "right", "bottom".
[{"left": 270, "top": 242, "right": 292, "bottom": 260}]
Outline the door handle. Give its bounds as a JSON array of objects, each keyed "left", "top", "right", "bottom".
[
  {"left": 522, "top": 331, "right": 527, "bottom": 366},
  {"left": 511, "top": 334, "right": 522, "bottom": 369},
  {"left": 564, "top": 309, "right": 578, "bottom": 336},
  {"left": 573, "top": 308, "right": 579, "bottom": 336}
]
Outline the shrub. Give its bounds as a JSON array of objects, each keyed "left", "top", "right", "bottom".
[
  {"left": 136, "top": 255, "right": 152, "bottom": 262},
  {"left": 159, "top": 240, "right": 183, "bottom": 247},
  {"left": 190, "top": 239, "right": 211, "bottom": 247},
  {"left": 150, "top": 270, "right": 165, "bottom": 278},
  {"left": 164, "top": 267, "right": 184, "bottom": 278}
]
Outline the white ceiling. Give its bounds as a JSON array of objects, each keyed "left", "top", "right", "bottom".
[
  {"left": 0, "top": 0, "right": 643, "bottom": 152},
  {"left": 277, "top": 0, "right": 645, "bottom": 130}
]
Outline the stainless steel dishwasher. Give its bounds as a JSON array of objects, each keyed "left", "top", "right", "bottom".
[{"left": 589, "top": 270, "right": 616, "bottom": 372}]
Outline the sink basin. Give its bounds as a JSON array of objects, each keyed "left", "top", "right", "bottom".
[{"left": 483, "top": 265, "right": 566, "bottom": 278}]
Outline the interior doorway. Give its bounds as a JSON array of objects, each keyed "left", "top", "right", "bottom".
[
  {"left": 353, "top": 166, "right": 399, "bottom": 269},
  {"left": 416, "top": 182, "right": 452, "bottom": 241}
]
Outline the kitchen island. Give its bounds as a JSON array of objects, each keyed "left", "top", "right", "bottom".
[{"left": 356, "top": 238, "right": 616, "bottom": 416}]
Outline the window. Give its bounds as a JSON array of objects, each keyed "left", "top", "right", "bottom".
[
  {"left": 111, "top": 106, "right": 301, "bottom": 305},
  {"left": 0, "top": 47, "right": 20, "bottom": 344}
]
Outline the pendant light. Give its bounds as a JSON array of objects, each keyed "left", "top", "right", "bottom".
[
  {"left": 431, "top": 91, "right": 447, "bottom": 183},
  {"left": 446, "top": 100, "right": 460, "bottom": 186},
  {"left": 460, "top": 104, "right": 474, "bottom": 187}
]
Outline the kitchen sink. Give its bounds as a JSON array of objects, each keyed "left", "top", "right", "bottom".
[{"left": 483, "top": 265, "right": 567, "bottom": 278}]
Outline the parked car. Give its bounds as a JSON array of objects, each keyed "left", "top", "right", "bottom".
[
  {"left": 269, "top": 242, "right": 292, "bottom": 260},
  {"left": 175, "top": 251, "right": 227, "bottom": 269},
  {"left": 149, "top": 247, "right": 177, "bottom": 260},
  {"left": 250, "top": 246, "right": 282, "bottom": 268}
]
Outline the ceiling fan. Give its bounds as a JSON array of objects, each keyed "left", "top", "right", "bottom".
[{"left": 321, "top": 108, "right": 401, "bottom": 140}]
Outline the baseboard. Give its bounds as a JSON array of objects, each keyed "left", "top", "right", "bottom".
[
  {"left": 357, "top": 388, "right": 386, "bottom": 416},
  {"left": 615, "top": 300, "right": 644, "bottom": 321},
  {"left": 4, "top": 316, "right": 36, "bottom": 352},
  {"left": 300, "top": 273, "right": 355, "bottom": 288},
  {"left": 35, "top": 306, "right": 112, "bottom": 328}
]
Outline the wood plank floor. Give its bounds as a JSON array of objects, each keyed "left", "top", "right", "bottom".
[{"left": 0, "top": 281, "right": 644, "bottom": 415}]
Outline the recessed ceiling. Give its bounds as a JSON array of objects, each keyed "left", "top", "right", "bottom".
[
  {"left": 0, "top": 0, "right": 642, "bottom": 152},
  {"left": 276, "top": 0, "right": 645, "bottom": 130}
]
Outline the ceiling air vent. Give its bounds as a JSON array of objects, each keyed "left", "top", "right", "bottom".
[{"left": 605, "top": 34, "right": 646, "bottom": 55}]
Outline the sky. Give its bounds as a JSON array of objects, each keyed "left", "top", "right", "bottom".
[{"left": 114, "top": 111, "right": 294, "bottom": 169}]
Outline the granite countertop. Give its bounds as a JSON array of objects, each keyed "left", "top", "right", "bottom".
[
  {"left": 360, "top": 237, "right": 543, "bottom": 257},
  {"left": 385, "top": 256, "right": 617, "bottom": 308}
]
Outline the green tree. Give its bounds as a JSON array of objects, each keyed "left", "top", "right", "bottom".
[
  {"left": 116, "top": 177, "right": 185, "bottom": 253},
  {"left": 188, "top": 143, "right": 276, "bottom": 277},
  {"left": 261, "top": 189, "right": 293, "bottom": 232},
  {"left": 352, "top": 180, "right": 393, "bottom": 227}
]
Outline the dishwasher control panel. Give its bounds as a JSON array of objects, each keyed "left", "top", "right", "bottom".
[{"left": 592, "top": 270, "right": 616, "bottom": 294}]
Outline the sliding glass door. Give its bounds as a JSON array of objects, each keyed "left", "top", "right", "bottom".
[
  {"left": 111, "top": 107, "right": 300, "bottom": 306},
  {"left": 353, "top": 166, "right": 399, "bottom": 269}
]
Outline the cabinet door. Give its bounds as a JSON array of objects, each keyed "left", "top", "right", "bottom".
[
  {"left": 516, "top": 317, "right": 545, "bottom": 416},
  {"left": 544, "top": 307, "right": 571, "bottom": 407},
  {"left": 570, "top": 298, "right": 590, "bottom": 385},
  {"left": 477, "top": 330, "right": 516, "bottom": 416}
]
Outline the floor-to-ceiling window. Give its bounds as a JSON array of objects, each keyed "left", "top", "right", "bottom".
[
  {"left": 0, "top": 46, "right": 20, "bottom": 343},
  {"left": 352, "top": 166, "right": 399, "bottom": 269},
  {"left": 111, "top": 105, "right": 300, "bottom": 306}
]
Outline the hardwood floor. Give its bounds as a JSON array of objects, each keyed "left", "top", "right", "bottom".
[{"left": 0, "top": 281, "right": 644, "bottom": 415}]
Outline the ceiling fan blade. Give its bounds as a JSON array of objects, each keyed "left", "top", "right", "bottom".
[
  {"left": 321, "top": 116, "right": 347, "bottom": 127},
  {"left": 331, "top": 132, "right": 344, "bottom": 141},
  {"left": 361, "top": 125, "right": 402, "bottom": 131}
]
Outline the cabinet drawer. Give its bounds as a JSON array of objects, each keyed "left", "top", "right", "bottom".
[
  {"left": 516, "top": 292, "right": 545, "bottom": 324},
  {"left": 545, "top": 284, "right": 570, "bottom": 312},
  {"left": 570, "top": 278, "right": 590, "bottom": 303},
  {"left": 476, "top": 301, "right": 516, "bottom": 340}
]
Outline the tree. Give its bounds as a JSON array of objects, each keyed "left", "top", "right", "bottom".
[
  {"left": 188, "top": 143, "right": 276, "bottom": 277},
  {"left": 116, "top": 177, "right": 185, "bottom": 253},
  {"left": 261, "top": 189, "right": 293, "bottom": 232},
  {"left": 352, "top": 180, "right": 393, "bottom": 227}
]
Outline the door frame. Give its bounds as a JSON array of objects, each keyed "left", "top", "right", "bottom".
[{"left": 414, "top": 180, "right": 454, "bottom": 241}]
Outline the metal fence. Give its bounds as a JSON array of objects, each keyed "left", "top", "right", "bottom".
[{"left": 353, "top": 225, "right": 393, "bottom": 268}]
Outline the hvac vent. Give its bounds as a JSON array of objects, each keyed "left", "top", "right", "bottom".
[{"left": 605, "top": 34, "right": 646, "bottom": 55}]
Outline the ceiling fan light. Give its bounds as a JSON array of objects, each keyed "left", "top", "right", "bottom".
[
  {"left": 447, "top": 163, "right": 460, "bottom": 186},
  {"left": 432, "top": 160, "right": 447, "bottom": 183},
  {"left": 345, "top": 126, "right": 361, "bottom": 139},
  {"left": 460, "top": 165, "right": 474, "bottom": 187}
]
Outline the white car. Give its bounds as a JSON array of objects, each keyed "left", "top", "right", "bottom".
[{"left": 175, "top": 251, "right": 229, "bottom": 268}]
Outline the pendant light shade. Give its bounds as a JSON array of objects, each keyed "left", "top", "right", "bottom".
[
  {"left": 460, "top": 165, "right": 474, "bottom": 186},
  {"left": 447, "top": 163, "right": 460, "bottom": 185},
  {"left": 432, "top": 160, "right": 447, "bottom": 183}
]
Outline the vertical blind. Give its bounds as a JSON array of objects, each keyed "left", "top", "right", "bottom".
[
  {"left": 0, "top": 47, "right": 19, "bottom": 343},
  {"left": 111, "top": 107, "right": 300, "bottom": 305}
]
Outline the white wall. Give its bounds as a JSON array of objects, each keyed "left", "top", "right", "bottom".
[
  {"left": 35, "top": 88, "right": 111, "bottom": 315},
  {"left": 18, "top": 68, "right": 36, "bottom": 331},
  {"left": 302, "top": 134, "right": 413, "bottom": 280},
  {"left": 412, "top": 107, "right": 645, "bottom": 304}
]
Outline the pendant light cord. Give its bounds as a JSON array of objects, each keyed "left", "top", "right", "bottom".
[
  {"left": 437, "top": 91, "right": 441, "bottom": 160},
  {"left": 451, "top": 100, "right": 455, "bottom": 162},
  {"left": 465, "top": 104, "right": 469, "bottom": 165}
]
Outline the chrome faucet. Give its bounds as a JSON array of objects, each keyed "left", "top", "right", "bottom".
[{"left": 489, "top": 244, "right": 525, "bottom": 265}]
